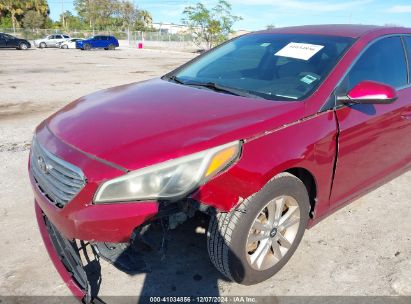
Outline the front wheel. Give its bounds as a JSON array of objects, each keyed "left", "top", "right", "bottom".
[
  {"left": 83, "top": 44, "right": 91, "bottom": 50},
  {"left": 39, "top": 42, "right": 46, "bottom": 49},
  {"left": 207, "top": 172, "right": 310, "bottom": 285}
]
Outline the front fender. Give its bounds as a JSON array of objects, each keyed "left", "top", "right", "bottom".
[{"left": 192, "top": 110, "right": 338, "bottom": 220}]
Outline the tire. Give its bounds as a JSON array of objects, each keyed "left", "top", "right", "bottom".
[
  {"left": 18, "top": 42, "right": 28, "bottom": 50},
  {"left": 39, "top": 42, "right": 46, "bottom": 49},
  {"left": 83, "top": 44, "right": 91, "bottom": 50},
  {"left": 108, "top": 44, "right": 115, "bottom": 50},
  {"left": 207, "top": 172, "right": 310, "bottom": 285},
  {"left": 62, "top": 44, "right": 68, "bottom": 49}
]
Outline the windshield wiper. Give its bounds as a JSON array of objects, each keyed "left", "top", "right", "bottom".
[
  {"left": 185, "top": 81, "right": 262, "bottom": 99},
  {"left": 166, "top": 75, "right": 262, "bottom": 99},
  {"left": 167, "top": 75, "right": 185, "bottom": 84}
]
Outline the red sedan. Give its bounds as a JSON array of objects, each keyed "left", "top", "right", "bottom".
[{"left": 29, "top": 24, "right": 411, "bottom": 299}]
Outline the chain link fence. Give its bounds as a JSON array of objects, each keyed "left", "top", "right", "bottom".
[{"left": 0, "top": 28, "right": 203, "bottom": 51}]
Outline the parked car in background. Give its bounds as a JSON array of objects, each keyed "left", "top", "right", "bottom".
[
  {"left": 30, "top": 25, "right": 411, "bottom": 301},
  {"left": 0, "top": 33, "right": 31, "bottom": 50},
  {"left": 34, "top": 34, "right": 70, "bottom": 48},
  {"left": 76, "top": 35, "right": 119, "bottom": 50},
  {"left": 58, "top": 38, "right": 83, "bottom": 49}
]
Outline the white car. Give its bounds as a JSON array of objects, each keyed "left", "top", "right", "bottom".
[
  {"left": 34, "top": 34, "right": 70, "bottom": 48},
  {"left": 59, "top": 38, "right": 82, "bottom": 49}
]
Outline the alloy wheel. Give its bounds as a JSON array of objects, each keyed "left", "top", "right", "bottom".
[{"left": 246, "top": 195, "right": 301, "bottom": 271}]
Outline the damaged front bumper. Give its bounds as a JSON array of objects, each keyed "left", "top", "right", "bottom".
[
  {"left": 35, "top": 202, "right": 105, "bottom": 303},
  {"left": 35, "top": 198, "right": 202, "bottom": 302}
]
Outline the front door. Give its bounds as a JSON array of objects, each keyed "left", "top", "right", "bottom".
[
  {"left": 0, "top": 34, "right": 6, "bottom": 48},
  {"left": 330, "top": 36, "right": 411, "bottom": 207}
]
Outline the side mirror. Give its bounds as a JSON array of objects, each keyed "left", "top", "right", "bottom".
[{"left": 338, "top": 80, "right": 398, "bottom": 105}]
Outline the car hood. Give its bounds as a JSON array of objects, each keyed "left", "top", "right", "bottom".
[{"left": 46, "top": 78, "right": 304, "bottom": 171}]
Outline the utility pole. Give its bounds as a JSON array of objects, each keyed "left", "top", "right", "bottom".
[{"left": 61, "top": 0, "right": 65, "bottom": 29}]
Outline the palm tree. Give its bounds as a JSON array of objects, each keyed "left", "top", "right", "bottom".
[
  {"left": 0, "top": 0, "right": 24, "bottom": 33},
  {"left": 138, "top": 9, "right": 152, "bottom": 28}
]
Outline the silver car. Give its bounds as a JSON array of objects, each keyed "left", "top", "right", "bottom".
[{"left": 34, "top": 34, "right": 70, "bottom": 48}]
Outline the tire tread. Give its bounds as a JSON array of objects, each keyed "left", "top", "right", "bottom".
[{"left": 206, "top": 172, "right": 307, "bottom": 282}]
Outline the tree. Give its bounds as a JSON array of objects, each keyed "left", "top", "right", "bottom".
[
  {"left": 59, "top": 10, "right": 85, "bottom": 30},
  {"left": 137, "top": 9, "right": 152, "bottom": 28},
  {"left": 118, "top": 0, "right": 138, "bottom": 40},
  {"left": 182, "top": 0, "right": 242, "bottom": 49},
  {"left": 74, "top": 0, "right": 118, "bottom": 31},
  {"left": 0, "top": 0, "right": 48, "bottom": 31},
  {"left": 22, "top": 10, "right": 45, "bottom": 29},
  {"left": 0, "top": 0, "right": 24, "bottom": 33},
  {"left": 25, "top": 0, "right": 49, "bottom": 17}
]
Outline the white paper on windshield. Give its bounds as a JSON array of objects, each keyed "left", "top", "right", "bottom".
[{"left": 275, "top": 43, "right": 324, "bottom": 61}]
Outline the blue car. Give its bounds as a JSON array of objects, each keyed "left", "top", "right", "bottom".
[{"left": 76, "top": 35, "right": 119, "bottom": 50}]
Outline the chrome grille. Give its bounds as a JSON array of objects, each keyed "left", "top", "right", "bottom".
[{"left": 30, "top": 137, "right": 86, "bottom": 208}]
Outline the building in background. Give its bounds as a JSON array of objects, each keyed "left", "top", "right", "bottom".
[{"left": 152, "top": 23, "right": 190, "bottom": 34}]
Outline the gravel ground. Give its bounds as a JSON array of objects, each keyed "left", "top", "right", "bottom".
[{"left": 0, "top": 47, "right": 410, "bottom": 300}]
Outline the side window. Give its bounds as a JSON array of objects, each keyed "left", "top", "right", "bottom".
[
  {"left": 56, "top": 35, "right": 63, "bottom": 39},
  {"left": 403, "top": 37, "right": 411, "bottom": 81},
  {"left": 346, "top": 37, "right": 407, "bottom": 90},
  {"left": 63, "top": 35, "right": 69, "bottom": 38}
]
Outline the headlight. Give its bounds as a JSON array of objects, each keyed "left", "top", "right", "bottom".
[{"left": 94, "top": 141, "right": 241, "bottom": 203}]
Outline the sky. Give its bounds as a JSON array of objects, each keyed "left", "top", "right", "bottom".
[{"left": 48, "top": 0, "right": 411, "bottom": 31}]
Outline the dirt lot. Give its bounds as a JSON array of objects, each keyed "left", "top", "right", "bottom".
[{"left": 0, "top": 47, "right": 410, "bottom": 299}]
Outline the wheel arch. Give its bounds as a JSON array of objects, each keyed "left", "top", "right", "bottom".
[{"left": 284, "top": 167, "right": 317, "bottom": 218}]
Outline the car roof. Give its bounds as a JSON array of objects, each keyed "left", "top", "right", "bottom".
[{"left": 255, "top": 24, "right": 411, "bottom": 38}]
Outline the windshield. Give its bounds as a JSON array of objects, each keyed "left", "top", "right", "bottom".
[{"left": 171, "top": 34, "right": 354, "bottom": 101}]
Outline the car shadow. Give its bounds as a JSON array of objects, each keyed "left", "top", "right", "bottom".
[
  {"left": 81, "top": 213, "right": 228, "bottom": 303},
  {"left": 137, "top": 213, "right": 226, "bottom": 298}
]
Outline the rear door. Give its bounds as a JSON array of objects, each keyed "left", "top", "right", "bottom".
[
  {"left": 5, "top": 34, "right": 18, "bottom": 47},
  {"left": 54, "top": 35, "right": 64, "bottom": 45},
  {"left": 92, "top": 36, "right": 102, "bottom": 48},
  {"left": 330, "top": 36, "right": 411, "bottom": 207},
  {"left": 103, "top": 36, "right": 111, "bottom": 47},
  {"left": 100, "top": 36, "right": 108, "bottom": 48},
  {"left": 402, "top": 36, "right": 411, "bottom": 121},
  {"left": 47, "top": 35, "right": 56, "bottom": 47}
]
